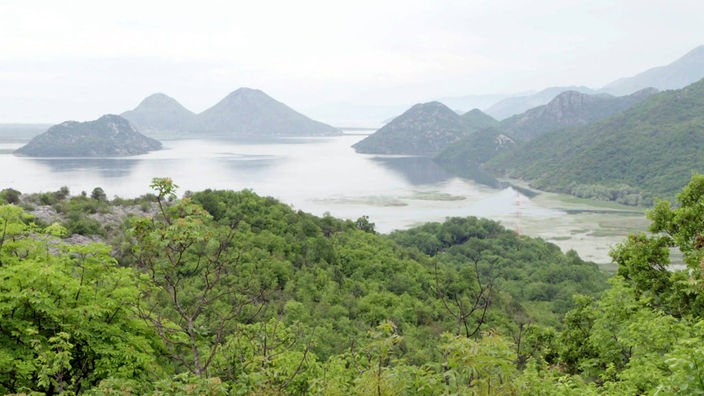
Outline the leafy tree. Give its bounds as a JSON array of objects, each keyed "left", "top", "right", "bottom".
[
  {"left": 0, "top": 204, "right": 161, "bottom": 394},
  {"left": 0, "top": 188, "right": 21, "bottom": 204},
  {"left": 130, "top": 178, "right": 263, "bottom": 378},
  {"left": 90, "top": 186, "right": 107, "bottom": 201}
]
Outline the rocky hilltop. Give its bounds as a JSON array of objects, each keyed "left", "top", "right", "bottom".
[
  {"left": 121, "top": 93, "right": 196, "bottom": 134},
  {"left": 352, "top": 102, "right": 470, "bottom": 155},
  {"left": 485, "top": 86, "right": 596, "bottom": 120},
  {"left": 14, "top": 115, "right": 162, "bottom": 157},
  {"left": 500, "top": 88, "right": 657, "bottom": 141}
]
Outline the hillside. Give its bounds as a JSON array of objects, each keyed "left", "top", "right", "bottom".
[
  {"left": 6, "top": 177, "right": 704, "bottom": 393},
  {"left": 352, "top": 101, "right": 470, "bottom": 155},
  {"left": 197, "top": 88, "right": 340, "bottom": 136},
  {"left": 484, "top": 86, "right": 596, "bottom": 120},
  {"left": 500, "top": 88, "right": 657, "bottom": 141},
  {"left": 0, "top": 182, "right": 610, "bottom": 393},
  {"left": 121, "top": 93, "right": 196, "bottom": 134},
  {"left": 602, "top": 45, "right": 704, "bottom": 96},
  {"left": 14, "top": 114, "right": 161, "bottom": 157},
  {"left": 487, "top": 78, "right": 704, "bottom": 204}
]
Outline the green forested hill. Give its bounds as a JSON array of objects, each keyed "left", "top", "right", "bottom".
[{"left": 487, "top": 78, "right": 704, "bottom": 204}]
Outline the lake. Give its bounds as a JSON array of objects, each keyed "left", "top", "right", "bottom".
[{"left": 0, "top": 132, "right": 649, "bottom": 264}]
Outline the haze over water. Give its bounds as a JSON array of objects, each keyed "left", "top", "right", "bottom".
[{"left": 0, "top": 132, "right": 646, "bottom": 263}]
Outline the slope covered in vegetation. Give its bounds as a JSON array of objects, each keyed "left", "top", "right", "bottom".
[
  {"left": 487, "top": 78, "right": 704, "bottom": 204},
  {"left": 0, "top": 179, "right": 609, "bottom": 394},
  {"left": 7, "top": 176, "right": 704, "bottom": 394}
]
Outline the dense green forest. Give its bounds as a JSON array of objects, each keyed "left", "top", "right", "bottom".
[{"left": 2, "top": 176, "right": 704, "bottom": 394}]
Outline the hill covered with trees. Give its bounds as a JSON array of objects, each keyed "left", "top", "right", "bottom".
[
  {"left": 499, "top": 88, "right": 657, "bottom": 142},
  {"left": 487, "top": 78, "right": 704, "bottom": 204}
]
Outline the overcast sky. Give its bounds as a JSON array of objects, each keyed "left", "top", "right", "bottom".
[{"left": 1, "top": 0, "right": 702, "bottom": 123}]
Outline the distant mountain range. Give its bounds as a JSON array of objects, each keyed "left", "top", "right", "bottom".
[
  {"left": 357, "top": 85, "right": 651, "bottom": 159},
  {"left": 122, "top": 88, "right": 340, "bottom": 137},
  {"left": 439, "top": 45, "right": 704, "bottom": 121},
  {"left": 351, "top": 102, "right": 494, "bottom": 156},
  {"left": 357, "top": 75, "right": 704, "bottom": 205},
  {"left": 15, "top": 115, "right": 161, "bottom": 157},
  {"left": 601, "top": 45, "right": 704, "bottom": 96}
]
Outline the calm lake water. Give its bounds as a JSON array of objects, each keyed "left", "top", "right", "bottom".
[{"left": 0, "top": 133, "right": 648, "bottom": 263}]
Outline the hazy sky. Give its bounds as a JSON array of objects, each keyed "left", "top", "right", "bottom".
[{"left": 1, "top": 0, "right": 702, "bottom": 123}]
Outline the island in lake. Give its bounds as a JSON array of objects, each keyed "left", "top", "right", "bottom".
[{"left": 14, "top": 114, "right": 162, "bottom": 157}]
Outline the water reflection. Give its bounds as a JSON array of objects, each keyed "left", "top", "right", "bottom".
[
  {"left": 0, "top": 134, "right": 646, "bottom": 263},
  {"left": 433, "top": 161, "right": 501, "bottom": 188},
  {"left": 371, "top": 156, "right": 452, "bottom": 185},
  {"left": 30, "top": 158, "right": 140, "bottom": 178}
]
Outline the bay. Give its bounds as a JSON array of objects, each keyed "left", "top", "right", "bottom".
[{"left": 0, "top": 133, "right": 648, "bottom": 264}]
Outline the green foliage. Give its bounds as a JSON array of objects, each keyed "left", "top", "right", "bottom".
[
  {"left": 391, "top": 217, "right": 609, "bottom": 326},
  {"left": 131, "top": 179, "right": 258, "bottom": 378},
  {"left": 0, "top": 188, "right": 21, "bottom": 204},
  {"left": 0, "top": 204, "right": 162, "bottom": 394},
  {"left": 90, "top": 187, "right": 107, "bottom": 201},
  {"left": 16, "top": 176, "right": 704, "bottom": 394},
  {"left": 549, "top": 175, "right": 704, "bottom": 393},
  {"left": 442, "top": 331, "right": 518, "bottom": 394}
]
